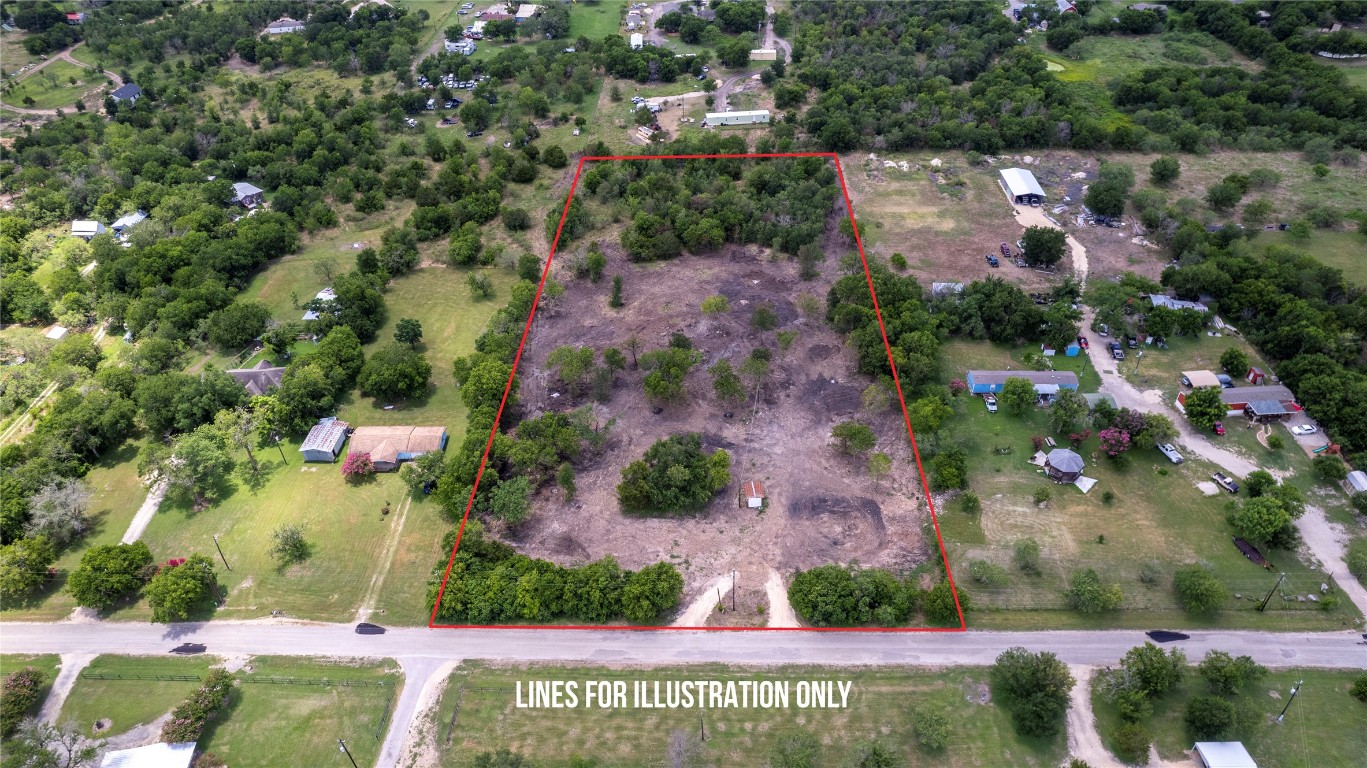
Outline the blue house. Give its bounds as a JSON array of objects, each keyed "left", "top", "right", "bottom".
[{"left": 966, "top": 370, "right": 1080, "bottom": 395}]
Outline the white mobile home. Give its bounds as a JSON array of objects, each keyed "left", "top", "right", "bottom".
[
  {"left": 749, "top": 48, "right": 778, "bottom": 61},
  {"left": 630, "top": 33, "right": 643, "bottom": 49},
  {"left": 703, "top": 110, "right": 770, "bottom": 127}
]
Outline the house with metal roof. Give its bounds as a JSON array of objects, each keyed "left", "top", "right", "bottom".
[
  {"left": 999, "top": 168, "right": 1045, "bottom": 205},
  {"left": 266, "top": 17, "right": 306, "bottom": 34},
  {"left": 1192, "top": 741, "right": 1257, "bottom": 768},
  {"left": 71, "top": 220, "right": 106, "bottom": 239},
  {"left": 231, "top": 182, "right": 265, "bottom": 208},
  {"left": 966, "top": 370, "right": 1078, "bottom": 395},
  {"left": 1149, "top": 293, "right": 1209, "bottom": 312},
  {"left": 302, "top": 287, "right": 337, "bottom": 321},
  {"left": 112, "top": 210, "right": 147, "bottom": 234},
  {"left": 300, "top": 418, "right": 349, "bottom": 462},
  {"left": 1175, "top": 384, "right": 1296, "bottom": 418},
  {"left": 100, "top": 742, "right": 196, "bottom": 768},
  {"left": 111, "top": 83, "right": 142, "bottom": 104}
]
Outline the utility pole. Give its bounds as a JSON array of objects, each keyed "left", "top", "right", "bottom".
[
  {"left": 1276, "top": 680, "right": 1304, "bottom": 723},
  {"left": 1257, "top": 572, "right": 1286, "bottom": 612},
  {"left": 338, "top": 739, "right": 359, "bottom": 768},
  {"left": 273, "top": 433, "right": 287, "bottom": 463},
  {"left": 212, "top": 535, "right": 232, "bottom": 572}
]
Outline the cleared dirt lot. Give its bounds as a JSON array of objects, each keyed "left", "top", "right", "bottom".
[{"left": 502, "top": 237, "right": 932, "bottom": 611}]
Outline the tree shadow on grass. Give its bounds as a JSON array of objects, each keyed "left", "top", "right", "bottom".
[{"left": 235, "top": 456, "right": 287, "bottom": 495}]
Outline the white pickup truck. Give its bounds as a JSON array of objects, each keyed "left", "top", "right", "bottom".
[{"left": 1157, "top": 443, "right": 1184, "bottom": 464}]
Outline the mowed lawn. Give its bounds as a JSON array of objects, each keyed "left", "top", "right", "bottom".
[
  {"left": 61, "top": 655, "right": 216, "bottom": 738},
  {"left": 936, "top": 344, "right": 1359, "bottom": 632},
  {"left": 3, "top": 59, "right": 106, "bottom": 110},
  {"left": 570, "top": 0, "right": 627, "bottom": 40},
  {"left": 438, "top": 663, "right": 1066, "bottom": 768},
  {"left": 338, "top": 265, "right": 515, "bottom": 430},
  {"left": 1092, "top": 668, "right": 1367, "bottom": 768},
  {"left": 198, "top": 657, "right": 400, "bottom": 768},
  {"left": 940, "top": 338, "right": 1103, "bottom": 396},
  {"left": 127, "top": 446, "right": 412, "bottom": 622},
  {"left": 1256, "top": 228, "right": 1367, "bottom": 286}
]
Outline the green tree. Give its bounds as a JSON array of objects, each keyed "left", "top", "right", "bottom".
[
  {"left": 751, "top": 303, "right": 778, "bottom": 331},
  {"left": 357, "top": 343, "right": 432, "bottom": 400},
  {"left": 991, "top": 647, "right": 1075, "bottom": 737},
  {"left": 924, "top": 578, "right": 962, "bottom": 625},
  {"left": 1112, "top": 723, "right": 1151, "bottom": 764},
  {"left": 1219, "top": 347, "right": 1249, "bottom": 376},
  {"left": 1228, "top": 497, "right": 1291, "bottom": 544},
  {"left": 1119, "top": 642, "right": 1186, "bottom": 697},
  {"left": 48, "top": 333, "right": 102, "bottom": 371},
  {"left": 269, "top": 523, "right": 310, "bottom": 565},
  {"left": 1183, "top": 386, "right": 1225, "bottom": 431},
  {"left": 1205, "top": 182, "right": 1242, "bottom": 211},
  {"left": 66, "top": 541, "right": 153, "bottom": 610},
  {"left": 709, "top": 360, "right": 746, "bottom": 405},
  {"left": 1000, "top": 377, "right": 1037, "bottom": 416},
  {"left": 638, "top": 347, "right": 700, "bottom": 406},
  {"left": 490, "top": 476, "right": 532, "bottom": 525},
  {"left": 145, "top": 554, "right": 218, "bottom": 623},
  {"left": 609, "top": 275, "right": 623, "bottom": 308},
  {"left": 1014, "top": 539, "right": 1042, "bottom": 575},
  {"left": 1150, "top": 156, "right": 1180, "bottom": 185},
  {"left": 616, "top": 434, "right": 729, "bottom": 515},
  {"left": 621, "top": 562, "right": 684, "bottom": 624},
  {"left": 0, "top": 536, "right": 55, "bottom": 602},
  {"left": 1312, "top": 454, "right": 1348, "bottom": 481},
  {"left": 547, "top": 346, "right": 597, "bottom": 396},
  {"left": 907, "top": 396, "right": 953, "bottom": 436},
  {"left": 1049, "top": 389, "right": 1089, "bottom": 434},
  {"left": 868, "top": 452, "right": 892, "bottom": 485},
  {"left": 206, "top": 301, "right": 272, "bottom": 350},
  {"left": 1184, "top": 695, "right": 1238, "bottom": 740},
  {"left": 831, "top": 421, "right": 876, "bottom": 455},
  {"left": 138, "top": 425, "right": 236, "bottom": 508},
  {"left": 1065, "top": 568, "right": 1123, "bottom": 613},
  {"left": 1173, "top": 563, "right": 1228, "bottom": 614},
  {"left": 911, "top": 707, "right": 949, "bottom": 750},
  {"left": 1021, "top": 226, "right": 1066, "bottom": 267},
  {"left": 395, "top": 318, "right": 423, "bottom": 346},
  {"left": 1198, "top": 650, "right": 1267, "bottom": 695}
]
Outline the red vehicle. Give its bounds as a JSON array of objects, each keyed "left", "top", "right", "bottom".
[
  {"left": 1000, "top": 242, "right": 1011, "bottom": 257},
  {"left": 1077, "top": 335, "right": 1089, "bottom": 350},
  {"left": 1213, "top": 421, "right": 1226, "bottom": 436}
]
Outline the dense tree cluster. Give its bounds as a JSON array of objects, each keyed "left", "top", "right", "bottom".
[
  {"left": 787, "top": 565, "right": 916, "bottom": 627},
  {"left": 617, "top": 434, "right": 730, "bottom": 515},
  {"left": 428, "top": 521, "right": 683, "bottom": 624},
  {"left": 991, "top": 647, "right": 1075, "bottom": 737}
]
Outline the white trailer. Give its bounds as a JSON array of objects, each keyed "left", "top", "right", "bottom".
[{"left": 703, "top": 110, "right": 770, "bottom": 127}]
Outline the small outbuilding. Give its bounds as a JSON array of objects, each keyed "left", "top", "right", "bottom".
[
  {"left": 1181, "top": 370, "right": 1221, "bottom": 389},
  {"left": 45, "top": 325, "right": 69, "bottom": 341},
  {"left": 749, "top": 48, "right": 777, "bottom": 61},
  {"left": 71, "top": 220, "right": 106, "bottom": 240},
  {"left": 100, "top": 742, "right": 196, "bottom": 768},
  {"left": 1192, "top": 741, "right": 1257, "bottom": 768},
  {"left": 302, "top": 287, "right": 337, "bottom": 321},
  {"left": 1345, "top": 470, "right": 1367, "bottom": 495},
  {"left": 300, "top": 417, "right": 349, "bottom": 462},
  {"left": 1044, "top": 448, "right": 1084, "bottom": 483},
  {"left": 999, "top": 168, "right": 1045, "bottom": 205},
  {"left": 739, "top": 480, "right": 766, "bottom": 509},
  {"left": 630, "top": 32, "right": 643, "bottom": 49},
  {"left": 112, "top": 210, "right": 147, "bottom": 234},
  {"left": 1245, "top": 366, "right": 1266, "bottom": 385},
  {"left": 110, "top": 83, "right": 142, "bottom": 104}
]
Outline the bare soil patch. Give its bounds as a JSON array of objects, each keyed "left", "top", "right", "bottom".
[{"left": 502, "top": 240, "right": 932, "bottom": 610}]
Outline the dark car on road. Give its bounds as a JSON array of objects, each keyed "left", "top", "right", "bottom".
[
  {"left": 1145, "top": 630, "right": 1190, "bottom": 643},
  {"left": 170, "top": 643, "right": 207, "bottom": 654},
  {"left": 355, "top": 623, "right": 386, "bottom": 635}
]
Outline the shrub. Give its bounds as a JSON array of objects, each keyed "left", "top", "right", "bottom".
[
  {"left": 911, "top": 707, "right": 949, "bottom": 750},
  {"left": 959, "top": 491, "right": 982, "bottom": 515},
  {"left": 342, "top": 452, "right": 375, "bottom": 480},
  {"left": 269, "top": 524, "right": 310, "bottom": 565},
  {"left": 1347, "top": 538, "right": 1367, "bottom": 585},
  {"left": 789, "top": 565, "right": 912, "bottom": 627},
  {"left": 1265, "top": 434, "right": 1285, "bottom": 450},
  {"left": 890, "top": 252, "right": 908, "bottom": 270},
  {"left": 1173, "top": 563, "right": 1229, "bottom": 614},
  {"left": 1014, "top": 539, "right": 1041, "bottom": 575},
  {"left": 991, "top": 647, "right": 1074, "bottom": 737},
  {"left": 1102, "top": 490, "right": 1116, "bottom": 505},
  {"left": 1184, "top": 694, "right": 1238, "bottom": 740},
  {"left": 1, "top": 667, "right": 45, "bottom": 738},
  {"left": 1198, "top": 650, "right": 1266, "bottom": 695},
  {"left": 1312, "top": 454, "right": 1348, "bottom": 481},
  {"left": 969, "top": 559, "right": 1008, "bottom": 587},
  {"left": 161, "top": 669, "right": 234, "bottom": 743},
  {"left": 1138, "top": 562, "right": 1162, "bottom": 586},
  {"left": 1033, "top": 486, "right": 1052, "bottom": 505},
  {"left": 1111, "top": 723, "right": 1151, "bottom": 763},
  {"left": 924, "top": 578, "right": 964, "bottom": 625},
  {"left": 1352, "top": 674, "right": 1367, "bottom": 703},
  {"left": 1150, "top": 156, "right": 1180, "bottom": 185},
  {"left": 1065, "top": 568, "right": 1123, "bottom": 613}
]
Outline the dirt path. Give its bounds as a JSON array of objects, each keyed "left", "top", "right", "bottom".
[
  {"left": 380, "top": 656, "right": 449, "bottom": 768},
  {"left": 672, "top": 574, "right": 732, "bottom": 627},
  {"left": 1295, "top": 506, "right": 1367, "bottom": 617},
  {"left": 0, "top": 380, "right": 59, "bottom": 445},
  {"left": 1079, "top": 308, "right": 1259, "bottom": 478},
  {"left": 763, "top": 3, "right": 792, "bottom": 62},
  {"left": 356, "top": 496, "right": 413, "bottom": 623},
  {"left": 0, "top": 45, "right": 122, "bottom": 116},
  {"left": 38, "top": 653, "right": 93, "bottom": 724},
  {"left": 119, "top": 480, "right": 168, "bottom": 544},
  {"left": 1066, "top": 665, "right": 1195, "bottom": 768},
  {"left": 393, "top": 659, "right": 460, "bottom": 768},
  {"left": 1012, "top": 204, "right": 1089, "bottom": 285},
  {"left": 764, "top": 568, "right": 799, "bottom": 628}
]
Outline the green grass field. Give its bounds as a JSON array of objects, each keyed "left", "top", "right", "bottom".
[
  {"left": 937, "top": 341, "right": 1359, "bottom": 632},
  {"left": 198, "top": 657, "right": 400, "bottom": 768},
  {"left": 0, "top": 30, "right": 41, "bottom": 74},
  {"left": 1037, "top": 31, "right": 1254, "bottom": 86},
  {"left": 61, "top": 655, "right": 217, "bottom": 738},
  {"left": 0, "top": 654, "right": 61, "bottom": 726},
  {"left": 1255, "top": 228, "right": 1367, "bottom": 286},
  {"left": 2, "top": 59, "right": 106, "bottom": 110},
  {"left": 570, "top": 0, "right": 627, "bottom": 41},
  {"left": 127, "top": 445, "right": 412, "bottom": 621},
  {"left": 437, "top": 663, "right": 1065, "bottom": 768},
  {"left": 1092, "top": 667, "right": 1367, "bottom": 768}
]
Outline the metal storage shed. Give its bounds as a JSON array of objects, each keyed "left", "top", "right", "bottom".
[
  {"left": 300, "top": 418, "right": 349, "bottom": 462},
  {"left": 1192, "top": 741, "right": 1257, "bottom": 768},
  {"left": 1347, "top": 470, "right": 1367, "bottom": 495},
  {"left": 1000, "top": 168, "right": 1045, "bottom": 204}
]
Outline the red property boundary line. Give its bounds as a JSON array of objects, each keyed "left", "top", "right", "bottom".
[{"left": 429, "top": 152, "right": 966, "bottom": 632}]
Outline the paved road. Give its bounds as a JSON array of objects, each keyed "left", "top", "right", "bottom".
[{"left": 3, "top": 621, "right": 1364, "bottom": 670}]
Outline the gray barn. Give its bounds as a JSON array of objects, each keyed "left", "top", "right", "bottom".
[{"left": 300, "top": 418, "right": 349, "bottom": 462}]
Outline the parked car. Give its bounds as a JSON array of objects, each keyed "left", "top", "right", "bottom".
[
  {"left": 1216, "top": 374, "right": 1235, "bottom": 388},
  {"left": 1213, "top": 421, "right": 1226, "bottom": 436},
  {"left": 1098, "top": 323, "right": 1110, "bottom": 337},
  {"left": 1157, "top": 443, "right": 1184, "bottom": 464},
  {"left": 1291, "top": 425, "right": 1318, "bottom": 436},
  {"left": 987, "top": 256, "right": 1000, "bottom": 268},
  {"left": 1112, "top": 347, "right": 1125, "bottom": 360},
  {"left": 1000, "top": 242, "right": 1011, "bottom": 257},
  {"left": 984, "top": 394, "right": 998, "bottom": 413},
  {"left": 1211, "top": 472, "right": 1239, "bottom": 494},
  {"left": 355, "top": 622, "right": 386, "bottom": 635},
  {"left": 170, "top": 643, "right": 207, "bottom": 654},
  {"left": 466, "top": 130, "right": 483, "bottom": 137},
  {"left": 1077, "top": 335, "right": 1089, "bottom": 350},
  {"left": 1125, "top": 335, "right": 1138, "bottom": 349}
]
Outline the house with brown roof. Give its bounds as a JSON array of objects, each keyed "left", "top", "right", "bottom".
[
  {"left": 227, "top": 359, "right": 285, "bottom": 397},
  {"left": 347, "top": 425, "right": 448, "bottom": 471}
]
